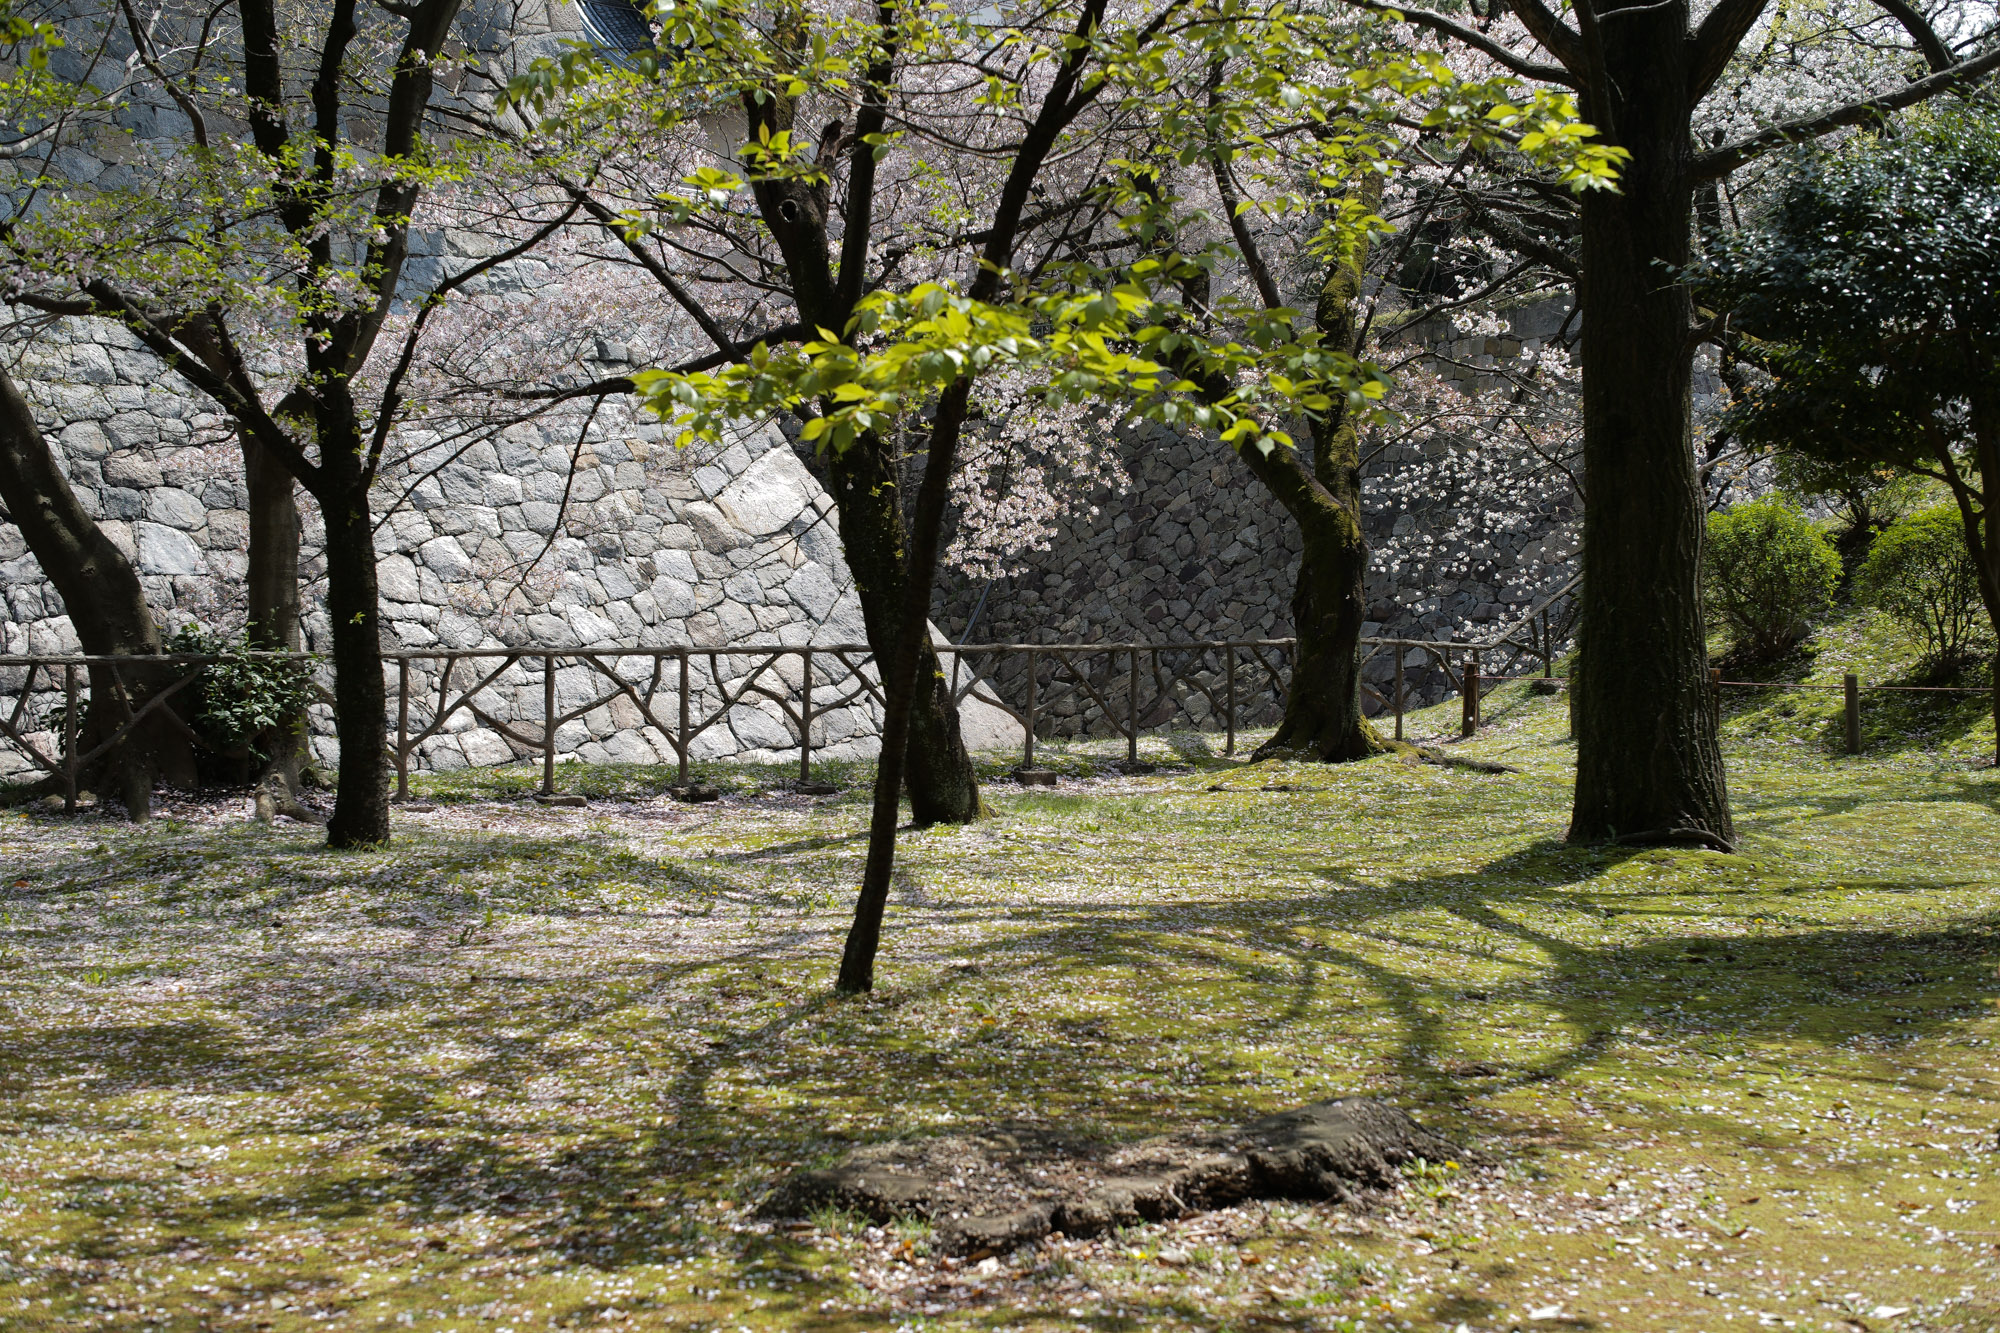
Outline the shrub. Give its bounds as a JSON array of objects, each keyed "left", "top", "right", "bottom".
[
  {"left": 1857, "top": 505, "right": 1987, "bottom": 670},
  {"left": 1703, "top": 497, "right": 1841, "bottom": 663},
  {"left": 167, "top": 624, "right": 319, "bottom": 764}
]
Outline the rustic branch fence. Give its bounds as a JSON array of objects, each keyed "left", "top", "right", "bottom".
[{"left": 0, "top": 632, "right": 1539, "bottom": 810}]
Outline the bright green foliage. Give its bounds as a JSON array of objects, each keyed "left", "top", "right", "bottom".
[
  {"left": 1858, "top": 505, "right": 1989, "bottom": 670},
  {"left": 166, "top": 625, "right": 320, "bottom": 762},
  {"left": 1703, "top": 497, "right": 1840, "bottom": 663},
  {"left": 509, "top": 0, "right": 1625, "bottom": 459},
  {"left": 1686, "top": 105, "right": 2000, "bottom": 652}
]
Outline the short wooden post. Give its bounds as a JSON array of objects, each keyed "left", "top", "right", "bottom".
[
  {"left": 798, "top": 647, "right": 814, "bottom": 782},
  {"left": 1540, "top": 610, "right": 1553, "bottom": 677},
  {"left": 1844, "top": 673, "right": 1861, "bottom": 755},
  {"left": 1127, "top": 645, "right": 1140, "bottom": 764},
  {"left": 395, "top": 656, "right": 411, "bottom": 800},
  {"left": 1461, "top": 656, "right": 1479, "bottom": 737},
  {"left": 677, "top": 648, "right": 691, "bottom": 785},
  {"left": 62, "top": 662, "right": 78, "bottom": 815},
  {"left": 1393, "top": 646, "right": 1406, "bottom": 743},
  {"left": 1023, "top": 649, "right": 1038, "bottom": 770},
  {"left": 1224, "top": 645, "right": 1237, "bottom": 755},
  {"left": 541, "top": 654, "right": 557, "bottom": 795},
  {"left": 1710, "top": 666, "right": 1723, "bottom": 723}
]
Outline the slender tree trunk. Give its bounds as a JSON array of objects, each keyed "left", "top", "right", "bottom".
[
  {"left": 820, "top": 436, "right": 985, "bottom": 825},
  {"left": 0, "top": 363, "right": 198, "bottom": 814},
  {"left": 1567, "top": 3, "right": 1733, "bottom": 847},
  {"left": 837, "top": 391, "right": 972, "bottom": 992},
  {"left": 242, "top": 433, "right": 308, "bottom": 794},
  {"left": 316, "top": 434, "right": 390, "bottom": 848}
]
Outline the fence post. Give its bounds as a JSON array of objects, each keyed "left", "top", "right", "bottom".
[
  {"left": 62, "top": 662, "right": 77, "bottom": 815},
  {"left": 541, "top": 654, "right": 557, "bottom": 796},
  {"left": 1394, "top": 646, "right": 1405, "bottom": 743},
  {"left": 1023, "top": 649, "right": 1038, "bottom": 770},
  {"left": 1461, "top": 655, "right": 1479, "bottom": 737},
  {"left": 1224, "top": 644, "right": 1237, "bottom": 755},
  {"left": 1710, "top": 667, "right": 1723, "bottom": 724},
  {"left": 395, "top": 656, "right": 410, "bottom": 801},
  {"left": 1844, "top": 673, "right": 1861, "bottom": 755},
  {"left": 677, "top": 648, "right": 691, "bottom": 786},
  {"left": 799, "top": 647, "right": 814, "bottom": 783},
  {"left": 1540, "top": 610, "right": 1553, "bottom": 678},
  {"left": 1127, "top": 645, "right": 1140, "bottom": 764}
]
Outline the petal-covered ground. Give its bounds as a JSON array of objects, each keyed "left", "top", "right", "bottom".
[{"left": 2, "top": 679, "right": 1998, "bottom": 1332}]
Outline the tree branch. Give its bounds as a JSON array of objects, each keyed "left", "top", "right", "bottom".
[
  {"left": 1687, "top": 0, "right": 1771, "bottom": 105},
  {"left": 1691, "top": 46, "right": 2000, "bottom": 179},
  {"left": 1348, "top": 0, "right": 1579, "bottom": 85}
]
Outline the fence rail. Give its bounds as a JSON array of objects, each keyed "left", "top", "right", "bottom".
[{"left": 1, "top": 633, "right": 1565, "bottom": 809}]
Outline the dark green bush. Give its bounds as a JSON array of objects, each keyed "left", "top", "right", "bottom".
[
  {"left": 167, "top": 624, "right": 318, "bottom": 765},
  {"left": 1857, "top": 505, "right": 1987, "bottom": 671},
  {"left": 1703, "top": 497, "right": 1841, "bottom": 663}
]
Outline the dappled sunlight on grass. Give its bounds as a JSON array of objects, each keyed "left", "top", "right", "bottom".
[{"left": 2, "top": 683, "right": 1999, "bottom": 1330}]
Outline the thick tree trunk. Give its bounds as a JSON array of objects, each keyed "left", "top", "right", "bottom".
[
  {"left": 316, "top": 442, "right": 390, "bottom": 848},
  {"left": 1253, "top": 209, "right": 1386, "bottom": 762},
  {"left": 820, "top": 436, "right": 984, "bottom": 825},
  {"left": 242, "top": 434, "right": 309, "bottom": 794},
  {"left": 1257, "top": 503, "right": 1384, "bottom": 761},
  {"left": 1567, "top": 2, "right": 1734, "bottom": 846},
  {"left": 0, "top": 363, "right": 197, "bottom": 814}
]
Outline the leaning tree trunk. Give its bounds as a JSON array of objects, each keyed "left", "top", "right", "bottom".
[
  {"left": 0, "top": 363, "right": 197, "bottom": 815},
  {"left": 315, "top": 430, "right": 391, "bottom": 848},
  {"left": 1567, "top": 4, "right": 1734, "bottom": 847},
  {"left": 242, "top": 433, "right": 309, "bottom": 796},
  {"left": 821, "top": 435, "right": 985, "bottom": 826}
]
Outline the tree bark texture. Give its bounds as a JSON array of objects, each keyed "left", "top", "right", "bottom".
[
  {"left": 1249, "top": 212, "right": 1386, "bottom": 762},
  {"left": 1566, "top": 0, "right": 1734, "bottom": 846},
  {"left": 242, "top": 433, "right": 309, "bottom": 792},
  {"left": 316, "top": 439, "right": 391, "bottom": 848},
  {"left": 820, "top": 437, "right": 984, "bottom": 825},
  {"left": 737, "top": 62, "right": 983, "bottom": 828},
  {"left": 836, "top": 389, "right": 973, "bottom": 992},
  {"left": 0, "top": 363, "right": 197, "bottom": 813}
]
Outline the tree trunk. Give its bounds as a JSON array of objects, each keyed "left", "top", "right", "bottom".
[
  {"left": 316, "top": 440, "right": 391, "bottom": 848},
  {"left": 1257, "top": 503, "right": 1384, "bottom": 760},
  {"left": 1567, "top": 2, "right": 1734, "bottom": 847},
  {"left": 0, "top": 363, "right": 198, "bottom": 814},
  {"left": 837, "top": 389, "right": 973, "bottom": 992},
  {"left": 1253, "top": 202, "right": 1386, "bottom": 762},
  {"left": 242, "top": 433, "right": 309, "bottom": 795},
  {"left": 819, "top": 435, "right": 985, "bottom": 825}
]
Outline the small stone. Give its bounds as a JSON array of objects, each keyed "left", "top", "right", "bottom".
[
  {"left": 534, "top": 794, "right": 588, "bottom": 808},
  {"left": 669, "top": 784, "right": 722, "bottom": 804}
]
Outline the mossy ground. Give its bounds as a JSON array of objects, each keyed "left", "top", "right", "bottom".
[{"left": 3, "top": 617, "right": 1999, "bottom": 1332}]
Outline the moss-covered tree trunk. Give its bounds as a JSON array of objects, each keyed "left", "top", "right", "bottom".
[
  {"left": 1566, "top": 1, "right": 1733, "bottom": 846},
  {"left": 0, "top": 363, "right": 197, "bottom": 816}
]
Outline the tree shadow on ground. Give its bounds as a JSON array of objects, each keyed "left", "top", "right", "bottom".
[{"left": 12, "top": 818, "right": 2000, "bottom": 1330}]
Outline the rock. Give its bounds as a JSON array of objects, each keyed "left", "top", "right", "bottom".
[
  {"left": 760, "top": 1097, "right": 1464, "bottom": 1255},
  {"left": 669, "top": 784, "right": 721, "bottom": 803},
  {"left": 134, "top": 522, "right": 205, "bottom": 576},
  {"left": 534, "top": 794, "right": 588, "bottom": 807}
]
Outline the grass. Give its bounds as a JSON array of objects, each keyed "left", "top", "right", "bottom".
[{"left": 2, "top": 614, "right": 1999, "bottom": 1332}]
